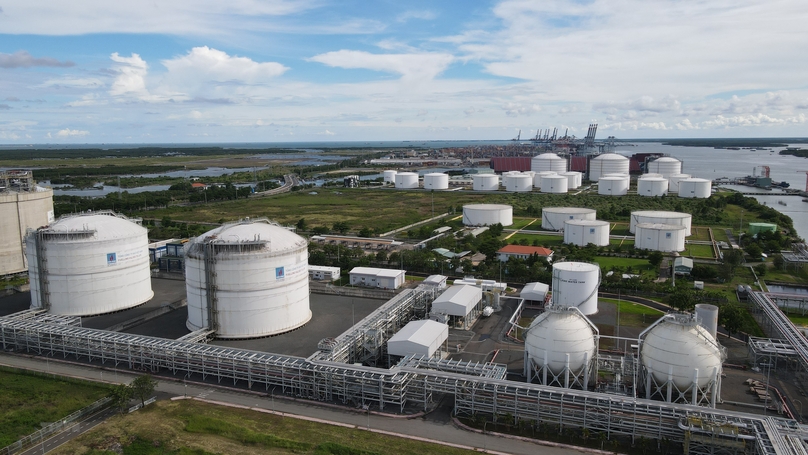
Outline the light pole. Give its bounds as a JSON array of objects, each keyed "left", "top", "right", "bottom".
[{"left": 483, "top": 420, "right": 489, "bottom": 451}]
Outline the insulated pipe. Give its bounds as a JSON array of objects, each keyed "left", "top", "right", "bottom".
[{"left": 692, "top": 368, "right": 700, "bottom": 406}]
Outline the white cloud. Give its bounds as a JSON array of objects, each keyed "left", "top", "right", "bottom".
[
  {"left": 396, "top": 10, "right": 437, "bottom": 22},
  {"left": 501, "top": 102, "right": 540, "bottom": 117},
  {"left": 56, "top": 128, "right": 89, "bottom": 137},
  {"left": 309, "top": 50, "right": 455, "bottom": 81},
  {"left": 109, "top": 53, "right": 149, "bottom": 97},
  {"left": 161, "top": 47, "right": 287, "bottom": 85},
  {"left": 317, "top": 129, "right": 335, "bottom": 135},
  {"left": 0, "top": 50, "right": 74, "bottom": 68}
]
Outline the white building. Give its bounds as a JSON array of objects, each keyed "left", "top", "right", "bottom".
[
  {"left": 349, "top": 267, "right": 406, "bottom": 289},
  {"left": 308, "top": 265, "right": 341, "bottom": 281},
  {"left": 431, "top": 285, "right": 484, "bottom": 329},
  {"left": 521, "top": 282, "right": 549, "bottom": 304},
  {"left": 387, "top": 319, "right": 449, "bottom": 359},
  {"left": 423, "top": 274, "right": 448, "bottom": 290}
]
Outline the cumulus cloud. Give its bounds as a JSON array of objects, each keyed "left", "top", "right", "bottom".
[
  {"left": 109, "top": 53, "right": 149, "bottom": 97},
  {"left": 56, "top": 128, "right": 89, "bottom": 137},
  {"left": 594, "top": 96, "right": 681, "bottom": 114},
  {"left": 309, "top": 50, "right": 454, "bottom": 81},
  {"left": 162, "top": 47, "right": 287, "bottom": 84},
  {"left": 501, "top": 102, "right": 540, "bottom": 117},
  {"left": 0, "top": 50, "right": 74, "bottom": 68}
]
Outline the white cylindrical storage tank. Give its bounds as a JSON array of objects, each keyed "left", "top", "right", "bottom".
[
  {"left": 551, "top": 262, "right": 600, "bottom": 315},
  {"left": 634, "top": 223, "right": 686, "bottom": 252},
  {"left": 695, "top": 304, "right": 719, "bottom": 340},
  {"left": 678, "top": 178, "right": 712, "bottom": 198},
  {"left": 185, "top": 219, "right": 311, "bottom": 338},
  {"left": 26, "top": 212, "right": 153, "bottom": 316},
  {"left": 533, "top": 171, "right": 557, "bottom": 188},
  {"left": 647, "top": 156, "right": 682, "bottom": 178},
  {"left": 524, "top": 307, "right": 596, "bottom": 376},
  {"left": 531, "top": 153, "right": 567, "bottom": 173},
  {"left": 641, "top": 314, "right": 724, "bottom": 391},
  {"left": 642, "top": 173, "right": 664, "bottom": 179},
  {"left": 462, "top": 204, "right": 513, "bottom": 227},
  {"left": 589, "top": 153, "right": 629, "bottom": 182},
  {"left": 423, "top": 173, "right": 449, "bottom": 190},
  {"left": 383, "top": 170, "right": 397, "bottom": 183},
  {"left": 637, "top": 177, "right": 668, "bottom": 197},
  {"left": 560, "top": 171, "right": 582, "bottom": 189},
  {"left": 541, "top": 175, "right": 568, "bottom": 194},
  {"left": 472, "top": 174, "right": 499, "bottom": 191},
  {"left": 506, "top": 173, "right": 532, "bottom": 192},
  {"left": 542, "top": 207, "right": 596, "bottom": 231},
  {"left": 1, "top": 186, "right": 54, "bottom": 275},
  {"left": 564, "top": 220, "right": 610, "bottom": 247},
  {"left": 668, "top": 173, "right": 691, "bottom": 192},
  {"left": 598, "top": 176, "right": 629, "bottom": 196},
  {"left": 630, "top": 211, "right": 692, "bottom": 236},
  {"left": 394, "top": 172, "right": 419, "bottom": 189}
]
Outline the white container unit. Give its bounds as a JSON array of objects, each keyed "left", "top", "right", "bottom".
[
  {"left": 598, "top": 176, "right": 629, "bottom": 196},
  {"left": 524, "top": 306, "right": 597, "bottom": 386},
  {"left": 541, "top": 175, "right": 569, "bottom": 194},
  {"left": 634, "top": 223, "right": 686, "bottom": 252},
  {"left": 560, "top": 171, "right": 582, "bottom": 189},
  {"left": 532, "top": 171, "right": 557, "bottom": 188},
  {"left": 506, "top": 173, "right": 533, "bottom": 192},
  {"left": 551, "top": 262, "right": 600, "bottom": 315},
  {"left": 0, "top": 186, "right": 54, "bottom": 275},
  {"left": 668, "top": 174, "right": 691, "bottom": 192},
  {"left": 531, "top": 153, "right": 567, "bottom": 173},
  {"left": 472, "top": 174, "right": 499, "bottom": 191},
  {"left": 589, "top": 153, "right": 629, "bottom": 182},
  {"left": 637, "top": 177, "right": 668, "bottom": 197},
  {"left": 27, "top": 212, "right": 153, "bottom": 316},
  {"left": 394, "top": 172, "right": 419, "bottom": 189},
  {"left": 462, "top": 204, "right": 513, "bottom": 226},
  {"left": 564, "top": 219, "right": 610, "bottom": 247},
  {"left": 630, "top": 211, "right": 692, "bottom": 236},
  {"left": 185, "top": 219, "right": 311, "bottom": 339},
  {"left": 541, "top": 207, "right": 596, "bottom": 231},
  {"left": 423, "top": 173, "right": 449, "bottom": 190},
  {"left": 678, "top": 178, "right": 712, "bottom": 198},
  {"left": 647, "top": 156, "right": 682, "bottom": 178},
  {"left": 383, "top": 170, "right": 398, "bottom": 183}
]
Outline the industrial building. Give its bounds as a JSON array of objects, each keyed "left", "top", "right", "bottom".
[
  {"left": 430, "top": 284, "right": 483, "bottom": 329},
  {"left": 0, "top": 170, "right": 54, "bottom": 276},
  {"left": 541, "top": 207, "right": 596, "bottom": 231},
  {"left": 462, "top": 204, "right": 513, "bottom": 227},
  {"left": 520, "top": 282, "right": 549, "bottom": 305},
  {"left": 422, "top": 274, "right": 448, "bottom": 290},
  {"left": 387, "top": 319, "right": 449, "bottom": 360},
  {"left": 309, "top": 265, "right": 341, "bottom": 281},
  {"left": 349, "top": 267, "right": 406, "bottom": 289}
]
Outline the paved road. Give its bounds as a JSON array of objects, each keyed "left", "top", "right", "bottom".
[
  {"left": 0, "top": 353, "right": 591, "bottom": 455},
  {"left": 20, "top": 407, "right": 116, "bottom": 455}
]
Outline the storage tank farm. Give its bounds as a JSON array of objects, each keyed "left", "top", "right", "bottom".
[
  {"left": 423, "top": 173, "right": 449, "bottom": 190},
  {"left": 523, "top": 305, "right": 598, "bottom": 388},
  {"left": 678, "top": 177, "right": 712, "bottom": 198},
  {"left": 26, "top": 211, "right": 153, "bottom": 316},
  {"left": 551, "top": 262, "right": 600, "bottom": 315},
  {"left": 532, "top": 171, "right": 557, "bottom": 189},
  {"left": 394, "top": 172, "right": 419, "bottom": 189},
  {"left": 185, "top": 218, "right": 311, "bottom": 339},
  {"left": 530, "top": 152, "right": 568, "bottom": 174},
  {"left": 541, "top": 207, "right": 596, "bottom": 231},
  {"left": 637, "top": 176, "right": 668, "bottom": 197},
  {"left": 472, "top": 174, "right": 499, "bottom": 191},
  {"left": 540, "top": 175, "right": 569, "bottom": 194},
  {"left": 588, "top": 153, "right": 629, "bottom": 182},
  {"left": 640, "top": 312, "right": 725, "bottom": 406},
  {"left": 597, "top": 176, "right": 629, "bottom": 196},
  {"left": 560, "top": 171, "right": 582, "bottom": 189},
  {"left": 505, "top": 173, "right": 532, "bottom": 192},
  {"left": 647, "top": 156, "right": 682, "bottom": 178},
  {"left": 462, "top": 204, "right": 513, "bottom": 226},
  {"left": 563, "top": 219, "right": 610, "bottom": 247},
  {"left": 668, "top": 173, "right": 691, "bottom": 192},
  {"left": 634, "top": 223, "right": 687, "bottom": 252},
  {"left": 383, "top": 170, "right": 397, "bottom": 184},
  {"left": 630, "top": 210, "right": 692, "bottom": 236},
  {"left": 0, "top": 171, "right": 54, "bottom": 276}
]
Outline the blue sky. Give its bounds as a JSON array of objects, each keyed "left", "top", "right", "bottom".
[{"left": 1, "top": 0, "right": 807, "bottom": 143}]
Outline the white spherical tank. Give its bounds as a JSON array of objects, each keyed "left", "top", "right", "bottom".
[
  {"left": 472, "top": 174, "right": 499, "bottom": 191},
  {"left": 524, "top": 307, "right": 596, "bottom": 375},
  {"left": 0, "top": 186, "right": 54, "bottom": 275},
  {"left": 560, "top": 171, "right": 582, "bottom": 189},
  {"left": 542, "top": 207, "right": 596, "bottom": 231},
  {"left": 531, "top": 153, "right": 567, "bottom": 173},
  {"left": 383, "top": 170, "right": 398, "bottom": 183},
  {"left": 634, "top": 223, "right": 686, "bottom": 252},
  {"left": 423, "top": 173, "right": 449, "bottom": 190},
  {"left": 506, "top": 173, "right": 533, "bottom": 192},
  {"left": 394, "top": 172, "right": 419, "bottom": 189},
  {"left": 551, "top": 262, "right": 600, "bottom": 315},
  {"left": 462, "top": 204, "right": 513, "bottom": 226},
  {"left": 630, "top": 211, "right": 692, "bottom": 236},
  {"left": 637, "top": 177, "right": 668, "bottom": 197},
  {"left": 541, "top": 175, "right": 569, "bottom": 194},
  {"left": 589, "top": 153, "right": 629, "bottom": 182},
  {"left": 185, "top": 219, "right": 311, "bottom": 338},
  {"left": 564, "top": 220, "right": 610, "bottom": 247},
  {"left": 598, "top": 176, "right": 629, "bottom": 196},
  {"left": 647, "top": 157, "right": 682, "bottom": 178},
  {"left": 678, "top": 178, "right": 712, "bottom": 198},
  {"left": 26, "top": 212, "right": 153, "bottom": 316},
  {"left": 533, "top": 171, "right": 557, "bottom": 188},
  {"left": 641, "top": 314, "right": 724, "bottom": 390},
  {"left": 668, "top": 174, "right": 691, "bottom": 192}
]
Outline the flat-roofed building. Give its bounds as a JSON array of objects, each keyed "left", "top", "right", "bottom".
[
  {"left": 431, "top": 285, "right": 483, "bottom": 329},
  {"left": 309, "top": 265, "right": 341, "bottom": 281},
  {"left": 349, "top": 267, "right": 406, "bottom": 289},
  {"left": 387, "top": 319, "right": 449, "bottom": 359}
]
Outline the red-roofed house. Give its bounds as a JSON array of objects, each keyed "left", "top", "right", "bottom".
[
  {"left": 496, "top": 245, "right": 554, "bottom": 262},
  {"left": 191, "top": 182, "right": 208, "bottom": 190}
]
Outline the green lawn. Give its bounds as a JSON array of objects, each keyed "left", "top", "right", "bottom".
[
  {"left": 683, "top": 243, "right": 715, "bottom": 258},
  {"left": 689, "top": 227, "right": 712, "bottom": 241},
  {"left": 501, "top": 232, "right": 565, "bottom": 246},
  {"left": 509, "top": 217, "right": 541, "bottom": 230},
  {"left": 594, "top": 256, "right": 654, "bottom": 272},
  {"left": 610, "top": 224, "right": 631, "bottom": 236},
  {"left": 599, "top": 298, "right": 664, "bottom": 327}
]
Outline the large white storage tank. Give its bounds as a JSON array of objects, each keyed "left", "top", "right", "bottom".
[
  {"left": 472, "top": 174, "right": 499, "bottom": 191},
  {"left": 642, "top": 173, "right": 664, "bottom": 179},
  {"left": 589, "top": 153, "right": 629, "bottom": 182},
  {"left": 598, "top": 176, "right": 629, "bottom": 196},
  {"left": 560, "top": 171, "right": 582, "bottom": 189},
  {"left": 542, "top": 207, "right": 596, "bottom": 231},
  {"left": 647, "top": 157, "right": 682, "bottom": 178},
  {"left": 185, "top": 219, "right": 311, "bottom": 339},
  {"left": 531, "top": 153, "right": 567, "bottom": 173},
  {"left": 637, "top": 176, "right": 668, "bottom": 197},
  {"left": 505, "top": 173, "right": 532, "bottom": 192},
  {"left": 463, "top": 204, "right": 513, "bottom": 227},
  {"left": 1, "top": 184, "right": 54, "bottom": 275},
  {"left": 26, "top": 211, "right": 153, "bottom": 316},
  {"left": 564, "top": 220, "right": 610, "bottom": 247},
  {"left": 541, "top": 175, "right": 569, "bottom": 194},
  {"left": 634, "top": 223, "right": 686, "bottom": 252},
  {"left": 678, "top": 178, "right": 712, "bottom": 198},
  {"left": 383, "top": 170, "right": 398, "bottom": 183},
  {"left": 524, "top": 306, "right": 597, "bottom": 387},
  {"left": 668, "top": 174, "right": 691, "bottom": 192},
  {"left": 630, "top": 211, "right": 692, "bottom": 236},
  {"left": 395, "top": 172, "right": 419, "bottom": 189},
  {"left": 551, "top": 262, "right": 600, "bottom": 315},
  {"left": 533, "top": 171, "right": 557, "bottom": 188},
  {"left": 695, "top": 304, "right": 719, "bottom": 340},
  {"left": 423, "top": 173, "right": 449, "bottom": 190}
]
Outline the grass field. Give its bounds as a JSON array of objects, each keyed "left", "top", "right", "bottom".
[
  {"left": 54, "top": 399, "right": 479, "bottom": 455},
  {"left": 683, "top": 243, "right": 715, "bottom": 258},
  {"left": 509, "top": 217, "right": 540, "bottom": 230},
  {"left": 501, "top": 232, "right": 565, "bottom": 246},
  {"left": 0, "top": 368, "right": 110, "bottom": 447},
  {"left": 600, "top": 298, "right": 664, "bottom": 327},
  {"left": 593, "top": 257, "right": 654, "bottom": 272},
  {"left": 610, "top": 224, "right": 631, "bottom": 236},
  {"left": 689, "top": 227, "right": 712, "bottom": 241}
]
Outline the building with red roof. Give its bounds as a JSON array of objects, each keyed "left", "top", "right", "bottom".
[{"left": 496, "top": 245, "right": 554, "bottom": 262}]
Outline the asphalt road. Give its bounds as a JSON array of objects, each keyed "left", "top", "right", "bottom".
[{"left": 20, "top": 407, "right": 117, "bottom": 455}]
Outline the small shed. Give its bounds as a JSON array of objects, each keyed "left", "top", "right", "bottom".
[
  {"left": 387, "top": 320, "right": 449, "bottom": 359},
  {"left": 749, "top": 222, "right": 777, "bottom": 235},
  {"left": 309, "top": 265, "right": 341, "bottom": 281},
  {"left": 674, "top": 257, "right": 694, "bottom": 275},
  {"left": 521, "top": 282, "right": 549, "bottom": 305},
  {"left": 423, "top": 275, "right": 448, "bottom": 290},
  {"left": 349, "top": 267, "right": 406, "bottom": 289},
  {"left": 431, "top": 285, "right": 483, "bottom": 329}
]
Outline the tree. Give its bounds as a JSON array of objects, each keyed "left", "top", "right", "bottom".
[
  {"left": 754, "top": 263, "right": 767, "bottom": 277},
  {"left": 130, "top": 374, "right": 158, "bottom": 407},
  {"left": 773, "top": 254, "right": 785, "bottom": 270},
  {"left": 648, "top": 251, "right": 664, "bottom": 268},
  {"left": 744, "top": 243, "right": 763, "bottom": 260},
  {"left": 296, "top": 218, "right": 307, "bottom": 232},
  {"left": 358, "top": 227, "right": 374, "bottom": 238},
  {"left": 719, "top": 303, "right": 745, "bottom": 337},
  {"left": 669, "top": 289, "right": 695, "bottom": 311},
  {"left": 311, "top": 226, "right": 329, "bottom": 235},
  {"left": 108, "top": 383, "right": 133, "bottom": 413},
  {"left": 332, "top": 221, "right": 350, "bottom": 234}
]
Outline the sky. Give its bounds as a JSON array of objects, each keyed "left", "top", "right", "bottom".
[{"left": 1, "top": 0, "right": 807, "bottom": 143}]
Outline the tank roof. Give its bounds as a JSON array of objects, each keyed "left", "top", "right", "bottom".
[
  {"left": 593, "top": 153, "right": 628, "bottom": 161},
  {"left": 565, "top": 219, "right": 609, "bottom": 226},
  {"left": 631, "top": 210, "right": 691, "bottom": 218},
  {"left": 45, "top": 211, "right": 145, "bottom": 241},
  {"left": 543, "top": 207, "right": 595, "bottom": 214},
  {"left": 553, "top": 261, "right": 600, "bottom": 272},
  {"left": 635, "top": 222, "right": 687, "bottom": 230},
  {"left": 533, "top": 153, "right": 564, "bottom": 160},
  {"left": 192, "top": 219, "right": 306, "bottom": 253},
  {"left": 464, "top": 204, "right": 512, "bottom": 210},
  {"left": 654, "top": 156, "right": 681, "bottom": 162}
]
